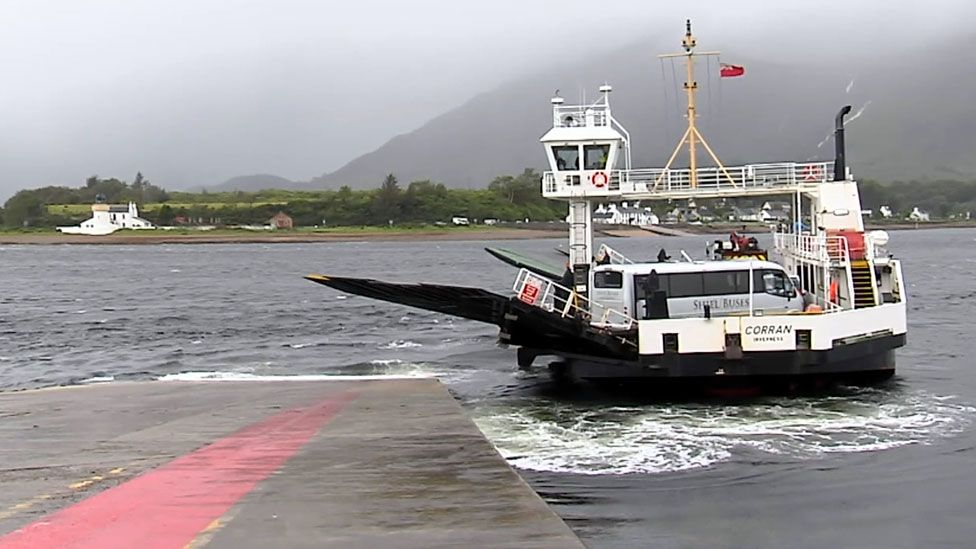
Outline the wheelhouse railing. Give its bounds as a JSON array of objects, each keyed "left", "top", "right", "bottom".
[
  {"left": 552, "top": 104, "right": 610, "bottom": 127},
  {"left": 511, "top": 268, "right": 636, "bottom": 329},
  {"left": 543, "top": 161, "right": 835, "bottom": 199}
]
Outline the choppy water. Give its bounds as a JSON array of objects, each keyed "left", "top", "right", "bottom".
[{"left": 2, "top": 229, "right": 974, "bottom": 548}]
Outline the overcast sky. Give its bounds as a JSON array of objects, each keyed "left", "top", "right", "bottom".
[{"left": 1, "top": 0, "right": 973, "bottom": 199}]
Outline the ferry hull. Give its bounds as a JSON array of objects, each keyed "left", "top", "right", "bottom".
[
  {"left": 541, "top": 333, "right": 903, "bottom": 394},
  {"left": 305, "top": 274, "right": 906, "bottom": 396}
]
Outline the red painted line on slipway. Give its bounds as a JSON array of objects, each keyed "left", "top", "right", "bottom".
[{"left": 0, "top": 390, "right": 357, "bottom": 549}]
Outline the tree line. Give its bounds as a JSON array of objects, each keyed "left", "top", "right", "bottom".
[
  {"left": 3, "top": 172, "right": 976, "bottom": 229},
  {"left": 857, "top": 180, "right": 976, "bottom": 219},
  {"left": 0, "top": 170, "right": 564, "bottom": 228},
  {"left": 1, "top": 173, "right": 170, "bottom": 228}
]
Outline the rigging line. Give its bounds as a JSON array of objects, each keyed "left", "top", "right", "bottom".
[
  {"left": 660, "top": 57, "right": 670, "bottom": 145},
  {"left": 670, "top": 57, "right": 680, "bottom": 148},
  {"left": 713, "top": 55, "right": 722, "bottom": 149},
  {"left": 706, "top": 56, "right": 712, "bottom": 137}
]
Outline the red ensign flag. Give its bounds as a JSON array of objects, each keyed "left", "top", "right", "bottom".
[{"left": 720, "top": 63, "right": 745, "bottom": 78}]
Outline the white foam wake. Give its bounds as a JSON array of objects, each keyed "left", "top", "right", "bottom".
[
  {"left": 156, "top": 371, "right": 436, "bottom": 382},
  {"left": 474, "top": 391, "right": 975, "bottom": 475},
  {"left": 78, "top": 375, "right": 115, "bottom": 384}
]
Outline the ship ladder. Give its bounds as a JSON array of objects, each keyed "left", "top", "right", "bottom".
[
  {"left": 568, "top": 202, "right": 589, "bottom": 265},
  {"left": 850, "top": 259, "right": 877, "bottom": 309}
]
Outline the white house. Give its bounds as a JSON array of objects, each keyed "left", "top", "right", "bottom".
[
  {"left": 760, "top": 201, "right": 791, "bottom": 222},
  {"left": 907, "top": 207, "right": 930, "bottom": 222},
  {"left": 730, "top": 207, "right": 762, "bottom": 222},
  {"left": 57, "top": 202, "right": 155, "bottom": 235},
  {"left": 879, "top": 206, "right": 894, "bottom": 219},
  {"left": 589, "top": 203, "right": 659, "bottom": 226}
]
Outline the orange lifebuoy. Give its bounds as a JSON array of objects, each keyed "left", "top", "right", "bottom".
[
  {"left": 591, "top": 171, "right": 608, "bottom": 188},
  {"left": 802, "top": 164, "right": 823, "bottom": 181},
  {"left": 829, "top": 280, "right": 839, "bottom": 304}
]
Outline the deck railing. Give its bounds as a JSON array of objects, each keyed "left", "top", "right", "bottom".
[
  {"left": 597, "top": 243, "right": 634, "bottom": 265},
  {"left": 511, "top": 268, "right": 635, "bottom": 329},
  {"left": 773, "top": 232, "right": 852, "bottom": 266},
  {"left": 774, "top": 231, "right": 856, "bottom": 313}
]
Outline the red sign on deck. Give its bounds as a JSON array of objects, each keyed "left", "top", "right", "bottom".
[{"left": 519, "top": 277, "right": 542, "bottom": 304}]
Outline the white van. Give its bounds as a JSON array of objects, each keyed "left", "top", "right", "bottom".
[{"left": 590, "top": 260, "right": 803, "bottom": 321}]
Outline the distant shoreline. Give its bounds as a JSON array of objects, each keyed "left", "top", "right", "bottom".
[
  {"left": 0, "top": 221, "right": 971, "bottom": 245},
  {"left": 0, "top": 227, "right": 568, "bottom": 245}
]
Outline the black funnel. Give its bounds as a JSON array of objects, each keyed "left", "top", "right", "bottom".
[{"left": 834, "top": 105, "right": 852, "bottom": 181}]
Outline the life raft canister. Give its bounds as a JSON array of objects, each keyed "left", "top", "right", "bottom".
[
  {"left": 802, "top": 164, "right": 823, "bottom": 181},
  {"left": 591, "top": 171, "right": 609, "bottom": 188}
]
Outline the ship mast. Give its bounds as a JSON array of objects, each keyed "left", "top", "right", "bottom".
[{"left": 656, "top": 20, "right": 736, "bottom": 189}]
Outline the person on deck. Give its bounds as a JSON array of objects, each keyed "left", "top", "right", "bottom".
[{"left": 554, "top": 262, "right": 574, "bottom": 313}]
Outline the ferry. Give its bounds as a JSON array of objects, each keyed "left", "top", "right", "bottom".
[{"left": 307, "top": 21, "right": 907, "bottom": 393}]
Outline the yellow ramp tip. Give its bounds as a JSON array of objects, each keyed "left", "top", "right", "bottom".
[{"left": 304, "top": 274, "right": 331, "bottom": 282}]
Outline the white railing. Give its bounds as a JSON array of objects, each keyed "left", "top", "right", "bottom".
[
  {"left": 512, "top": 268, "right": 636, "bottom": 329},
  {"left": 773, "top": 232, "right": 851, "bottom": 266},
  {"left": 597, "top": 243, "right": 634, "bottom": 265},
  {"left": 553, "top": 105, "right": 610, "bottom": 128},
  {"left": 774, "top": 231, "right": 855, "bottom": 313},
  {"left": 542, "top": 161, "right": 835, "bottom": 199}
]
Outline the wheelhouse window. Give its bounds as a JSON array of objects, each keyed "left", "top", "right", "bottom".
[
  {"left": 583, "top": 144, "right": 610, "bottom": 170},
  {"left": 594, "top": 270, "right": 623, "bottom": 289},
  {"left": 552, "top": 146, "right": 579, "bottom": 171}
]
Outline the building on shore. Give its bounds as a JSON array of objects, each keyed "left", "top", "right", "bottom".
[
  {"left": 56, "top": 201, "right": 155, "bottom": 236},
  {"left": 588, "top": 203, "right": 660, "bottom": 226},
  {"left": 269, "top": 212, "right": 294, "bottom": 229},
  {"left": 907, "top": 207, "right": 930, "bottom": 222}
]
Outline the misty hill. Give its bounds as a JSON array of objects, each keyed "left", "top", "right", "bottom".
[
  {"left": 310, "top": 34, "right": 976, "bottom": 189},
  {"left": 208, "top": 173, "right": 300, "bottom": 192}
]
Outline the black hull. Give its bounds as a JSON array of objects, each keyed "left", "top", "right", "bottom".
[
  {"left": 547, "top": 366, "right": 896, "bottom": 398},
  {"left": 536, "top": 333, "right": 904, "bottom": 396}
]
